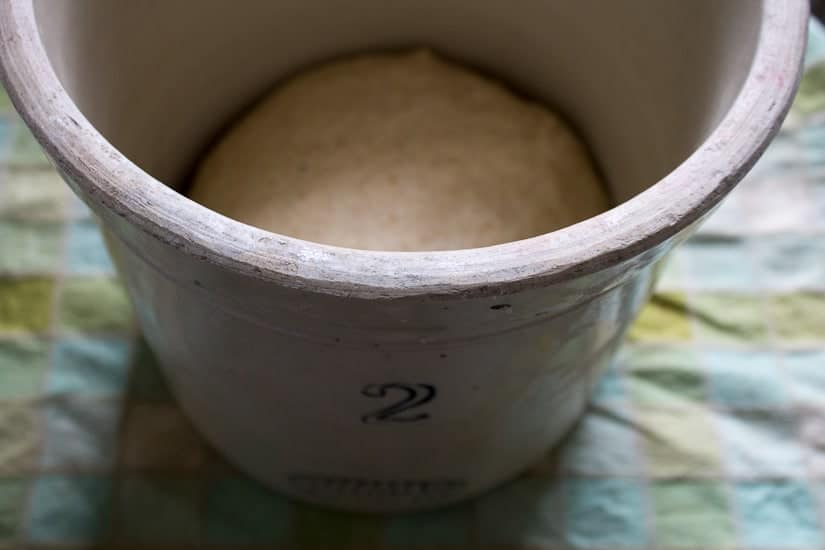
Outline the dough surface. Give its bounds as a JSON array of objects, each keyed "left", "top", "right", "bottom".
[{"left": 189, "top": 50, "right": 610, "bottom": 251}]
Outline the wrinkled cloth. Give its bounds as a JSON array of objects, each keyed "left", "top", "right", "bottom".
[{"left": 0, "top": 21, "right": 824, "bottom": 550}]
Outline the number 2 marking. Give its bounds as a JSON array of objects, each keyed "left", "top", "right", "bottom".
[{"left": 361, "top": 383, "right": 436, "bottom": 423}]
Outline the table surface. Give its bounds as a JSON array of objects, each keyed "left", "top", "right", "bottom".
[{"left": 1, "top": 20, "right": 825, "bottom": 550}]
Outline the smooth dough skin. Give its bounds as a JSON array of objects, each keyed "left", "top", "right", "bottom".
[{"left": 189, "top": 50, "right": 610, "bottom": 251}]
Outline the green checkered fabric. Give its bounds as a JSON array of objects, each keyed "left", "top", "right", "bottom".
[{"left": 1, "top": 20, "right": 825, "bottom": 550}]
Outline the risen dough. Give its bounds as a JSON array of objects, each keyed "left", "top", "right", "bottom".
[{"left": 189, "top": 50, "right": 610, "bottom": 251}]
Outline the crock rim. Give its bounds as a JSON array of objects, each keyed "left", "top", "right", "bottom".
[{"left": 0, "top": 0, "right": 808, "bottom": 299}]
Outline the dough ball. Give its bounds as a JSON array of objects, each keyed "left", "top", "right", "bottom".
[{"left": 189, "top": 49, "right": 610, "bottom": 251}]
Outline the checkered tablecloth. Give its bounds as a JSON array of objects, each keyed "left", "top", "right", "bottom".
[{"left": 2, "top": 21, "right": 825, "bottom": 550}]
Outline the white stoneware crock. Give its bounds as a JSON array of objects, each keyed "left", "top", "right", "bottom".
[{"left": 0, "top": 0, "right": 807, "bottom": 512}]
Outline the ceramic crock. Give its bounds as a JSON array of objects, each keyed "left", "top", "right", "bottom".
[{"left": 0, "top": 0, "right": 807, "bottom": 512}]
